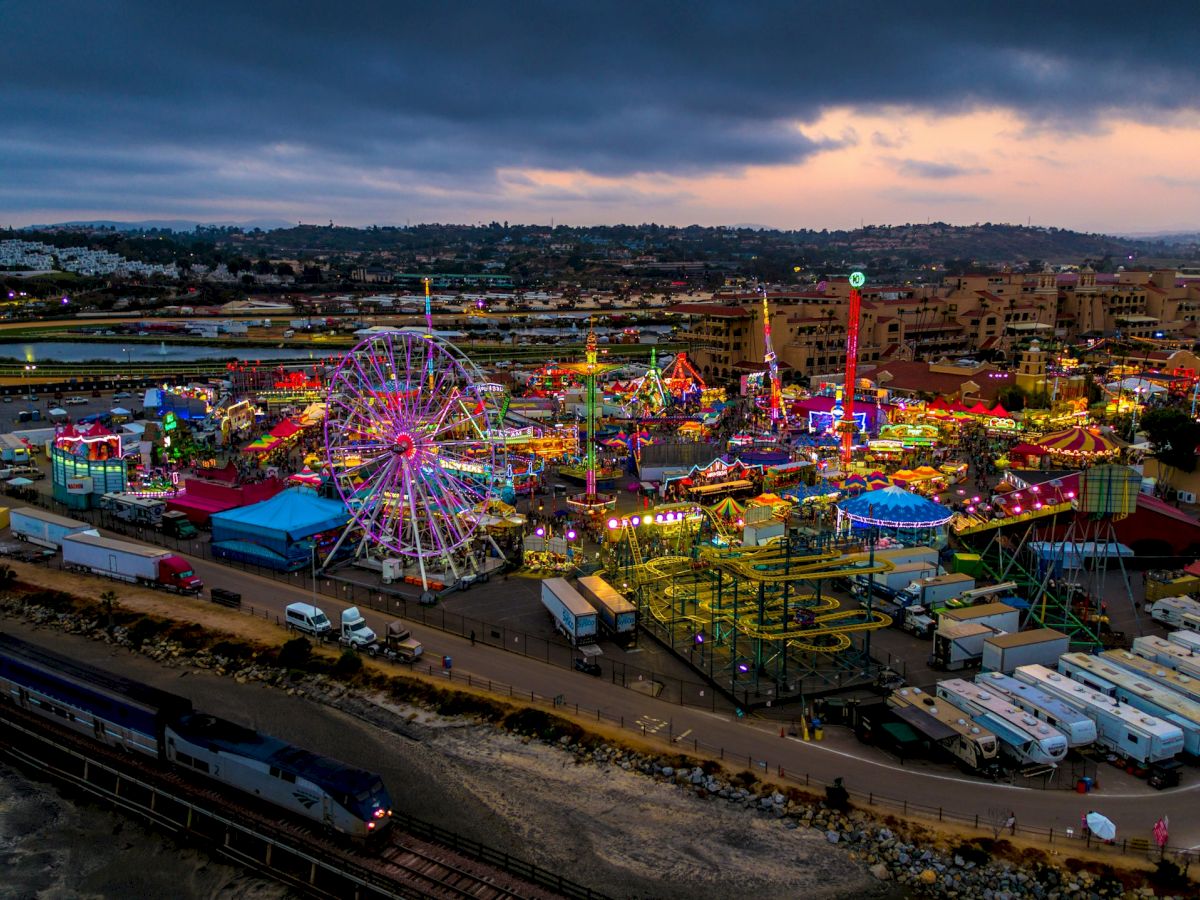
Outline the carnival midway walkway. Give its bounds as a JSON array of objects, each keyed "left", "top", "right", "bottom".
[{"left": 66, "top": 546, "right": 1199, "bottom": 865}]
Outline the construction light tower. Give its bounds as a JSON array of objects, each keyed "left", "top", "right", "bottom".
[
  {"left": 759, "top": 287, "right": 786, "bottom": 431},
  {"left": 839, "top": 271, "right": 866, "bottom": 467}
]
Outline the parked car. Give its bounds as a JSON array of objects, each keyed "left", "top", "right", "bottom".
[
  {"left": 65, "top": 396, "right": 88, "bottom": 406},
  {"left": 113, "top": 391, "right": 133, "bottom": 400},
  {"left": 573, "top": 657, "right": 602, "bottom": 677},
  {"left": 2, "top": 397, "right": 10, "bottom": 404}
]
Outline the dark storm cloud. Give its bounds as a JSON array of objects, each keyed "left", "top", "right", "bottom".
[{"left": 1, "top": 0, "right": 1197, "bottom": 219}]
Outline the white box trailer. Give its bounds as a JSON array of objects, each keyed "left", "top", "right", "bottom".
[
  {"left": 62, "top": 533, "right": 203, "bottom": 593},
  {"left": 576, "top": 575, "right": 637, "bottom": 644},
  {"left": 9, "top": 507, "right": 98, "bottom": 549},
  {"left": 941, "top": 602, "right": 1021, "bottom": 635},
  {"left": 982, "top": 628, "right": 1070, "bottom": 675},
  {"left": 541, "top": 578, "right": 599, "bottom": 649},
  {"left": 873, "top": 546, "right": 940, "bottom": 568},
  {"left": 932, "top": 621, "right": 996, "bottom": 671}
]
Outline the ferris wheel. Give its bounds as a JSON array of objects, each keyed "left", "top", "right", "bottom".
[{"left": 324, "top": 331, "right": 504, "bottom": 575}]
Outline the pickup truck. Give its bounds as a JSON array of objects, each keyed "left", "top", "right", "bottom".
[{"left": 64, "top": 396, "right": 88, "bottom": 406}]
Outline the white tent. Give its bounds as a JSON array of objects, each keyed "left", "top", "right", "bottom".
[{"left": 1106, "top": 377, "right": 1166, "bottom": 395}]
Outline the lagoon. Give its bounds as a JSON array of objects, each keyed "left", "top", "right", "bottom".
[{"left": 0, "top": 341, "right": 320, "bottom": 364}]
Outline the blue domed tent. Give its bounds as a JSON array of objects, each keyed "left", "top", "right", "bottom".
[
  {"left": 836, "top": 485, "right": 951, "bottom": 542},
  {"left": 210, "top": 487, "right": 348, "bottom": 571}
]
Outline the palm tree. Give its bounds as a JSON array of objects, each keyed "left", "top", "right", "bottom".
[{"left": 100, "top": 589, "right": 118, "bottom": 634}]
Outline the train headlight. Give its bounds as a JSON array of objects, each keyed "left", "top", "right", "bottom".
[
  {"left": 373, "top": 808, "right": 386, "bottom": 819},
  {"left": 367, "top": 821, "right": 376, "bottom": 831}
]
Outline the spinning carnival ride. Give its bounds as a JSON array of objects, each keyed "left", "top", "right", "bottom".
[{"left": 324, "top": 331, "right": 506, "bottom": 589}]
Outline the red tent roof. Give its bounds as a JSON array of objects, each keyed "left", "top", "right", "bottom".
[
  {"left": 969, "top": 401, "right": 990, "bottom": 415},
  {"left": 1009, "top": 442, "right": 1047, "bottom": 456},
  {"left": 989, "top": 403, "right": 1009, "bottom": 418},
  {"left": 269, "top": 418, "right": 302, "bottom": 439},
  {"left": 927, "top": 397, "right": 950, "bottom": 411}
]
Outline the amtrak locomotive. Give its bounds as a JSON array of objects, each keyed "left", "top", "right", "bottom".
[{"left": 0, "top": 634, "right": 393, "bottom": 838}]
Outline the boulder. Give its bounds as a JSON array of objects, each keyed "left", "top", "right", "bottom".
[
  {"left": 919, "top": 869, "right": 937, "bottom": 885},
  {"left": 825, "top": 831, "right": 840, "bottom": 843},
  {"left": 869, "top": 863, "right": 891, "bottom": 881}
]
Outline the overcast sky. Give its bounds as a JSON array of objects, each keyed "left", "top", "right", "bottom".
[{"left": 3, "top": 1, "right": 1199, "bottom": 232}]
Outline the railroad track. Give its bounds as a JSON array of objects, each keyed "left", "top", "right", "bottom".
[{"left": 0, "top": 704, "right": 588, "bottom": 900}]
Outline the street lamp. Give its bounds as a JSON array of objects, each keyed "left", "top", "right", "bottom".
[{"left": 22, "top": 364, "right": 36, "bottom": 410}]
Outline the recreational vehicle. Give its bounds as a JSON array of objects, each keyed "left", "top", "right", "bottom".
[
  {"left": 1130, "top": 636, "right": 1200, "bottom": 679},
  {"left": 975, "top": 671, "right": 1097, "bottom": 748},
  {"left": 1058, "top": 652, "right": 1200, "bottom": 756},
  {"left": 1013, "top": 665, "right": 1184, "bottom": 766},
  {"left": 936, "top": 678, "right": 1068, "bottom": 766},
  {"left": 887, "top": 686, "right": 999, "bottom": 773}
]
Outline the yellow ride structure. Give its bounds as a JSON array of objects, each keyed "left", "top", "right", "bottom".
[{"left": 606, "top": 504, "right": 894, "bottom": 704}]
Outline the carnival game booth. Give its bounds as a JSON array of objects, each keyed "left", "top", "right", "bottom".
[
  {"left": 1007, "top": 442, "right": 1050, "bottom": 470},
  {"left": 667, "top": 458, "right": 761, "bottom": 505},
  {"left": 836, "top": 484, "right": 954, "bottom": 548},
  {"left": 889, "top": 466, "right": 948, "bottom": 496},
  {"left": 210, "top": 487, "right": 349, "bottom": 571},
  {"left": 51, "top": 422, "right": 127, "bottom": 509},
  {"left": 921, "top": 397, "right": 1017, "bottom": 436}
]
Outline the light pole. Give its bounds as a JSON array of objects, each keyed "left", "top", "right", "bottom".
[{"left": 22, "top": 364, "right": 36, "bottom": 412}]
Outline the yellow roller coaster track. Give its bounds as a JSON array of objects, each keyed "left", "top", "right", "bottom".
[{"left": 635, "top": 550, "right": 893, "bottom": 652}]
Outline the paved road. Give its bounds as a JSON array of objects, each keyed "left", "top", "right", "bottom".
[{"left": 134, "top": 550, "right": 1200, "bottom": 853}]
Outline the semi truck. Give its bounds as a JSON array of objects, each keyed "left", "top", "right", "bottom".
[
  {"left": 897, "top": 573, "right": 976, "bottom": 610},
  {"left": 541, "top": 578, "right": 599, "bottom": 649},
  {"left": 366, "top": 621, "right": 424, "bottom": 663},
  {"left": 981, "top": 628, "right": 1070, "bottom": 675},
  {"left": 872, "top": 598, "right": 937, "bottom": 638},
  {"left": 10, "top": 507, "right": 98, "bottom": 550},
  {"left": 61, "top": 532, "right": 203, "bottom": 594},
  {"left": 337, "top": 607, "right": 377, "bottom": 651},
  {"left": 159, "top": 510, "right": 198, "bottom": 539},
  {"left": 576, "top": 575, "right": 637, "bottom": 645}
]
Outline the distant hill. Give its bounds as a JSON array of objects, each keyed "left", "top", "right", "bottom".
[
  {"left": 1118, "top": 230, "right": 1200, "bottom": 245},
  {"left": 24, "top": 218, "right": 294, "bottom": 233}
]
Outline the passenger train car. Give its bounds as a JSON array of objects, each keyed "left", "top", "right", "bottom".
[
  {"left": 975, "top": 671, "right": 1096, "bottom": 748},
  {"left": 0, "top": 634, "right": 393, "bottom": 838},
  {"left": 936, "top": 678, "right": 1068, "bottom": 766}
]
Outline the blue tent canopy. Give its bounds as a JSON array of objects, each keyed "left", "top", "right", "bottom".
[
  {"left": 211, "top": 487, "right": 348, "bottom": 559},
  {"left": 837, "top": 485, "right": 952, "bottom": 529}
]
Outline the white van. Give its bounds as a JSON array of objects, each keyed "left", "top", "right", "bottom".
[{"left": 285, "top": 602, "right": 332, "bottom": 638}]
